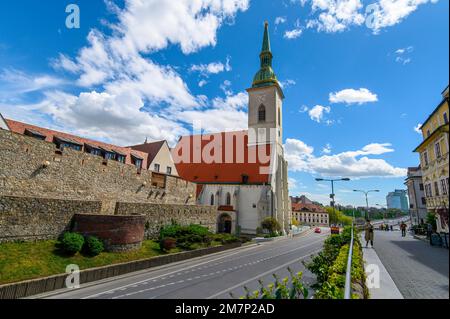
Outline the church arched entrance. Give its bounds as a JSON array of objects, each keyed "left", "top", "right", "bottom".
[{"left": 218, "top": 213, "right": 232, "bottom": 234}]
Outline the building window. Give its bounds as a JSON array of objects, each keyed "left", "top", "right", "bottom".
[
  {"left": 104, "top": 152, "right": 114, "bottom": 160},
  {"left": 226, "top": 192, "right": 231, "bottom": 206},
  {"left": 425, "top": 184, "right": 432, "bottom": 198},
  {"left": 441, "top": 179, "right": 448, "bottom": 195},
  {"left": 419, "top": 183, "right": 424, "bottom": 191},
  {"left": 422, "top": 151, "right": 429, "bottom": 166},
  {"left": 435, "top": 142, "right": 442, "bottom": 158},
  {"left": 278, "top": 108, "right": 281, "bottom": 126},
  {"left": 421, "top": 197, "right": 426, "bottom": 205},
  {"left": 166, "top": 166, "right": 172, "bottom": 175},
  {"left": 154, "top": 163, "right": 160, "bottom": 172},
  {"left": 258, "top": 104, "right": 266, "bottom": 122},
  {"left": 434, "top": 181, "right": 440, "bottom": 196},
  {"left": 210, "top": 194, "right": 215, "bottom": 206},
  {"left": 427, "top": 130, "right": 430, "bottom": 137},
  {"left": 116, "top": 154, "right": 126, "bottom": 163},
  {"left": 444, "top": 112, "right": 448, "bottom": 124}
]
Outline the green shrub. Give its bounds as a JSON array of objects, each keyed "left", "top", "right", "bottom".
[
  {"left": 237, "top": 268, "right": 309, "bottom": 299},
  {"left": 214, "top": 233, "right": 240, "bottom": 244},
  {"left": 261, "top": 217, "right": 281, "bottom": 233},
  {"left": 159, "top": 223, "right": 213, "bottom": 250},
  {"left": 60, "top": 232, "right": 84, "bottom": 255},
  {"left": 83, "top": 236, "right": 104, "bottom": 256}
]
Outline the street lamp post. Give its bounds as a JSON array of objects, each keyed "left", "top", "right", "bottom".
[
  {"left": 315, "top": 178, "right": 350, "bottom": 226},
  {"left": 353, "top": 189, "right": 380, "bottom": 220}
]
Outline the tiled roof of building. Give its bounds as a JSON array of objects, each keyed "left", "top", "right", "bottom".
[
  {"left": 6, "top": 119, "right": 149, "bottom": 168},
  {"left": 292, "top": 202, "right": 327, "bottom": 213},
  {"left": 173, "top": 130, "right": 272, "bottom": 184},
  {"left": 128, "top": 140, "right": 166, "bottom": 169}
]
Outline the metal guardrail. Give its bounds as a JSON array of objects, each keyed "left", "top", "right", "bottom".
[{"left": 344, "top": 221, "right": 354, "bottom": 299}]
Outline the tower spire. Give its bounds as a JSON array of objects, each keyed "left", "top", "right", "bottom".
[
  {"left": 261, "top": 21, "right": 271, "bottom": 53},
  {"left": 252, "top": 21, "right": 278, "bottom": 88}
]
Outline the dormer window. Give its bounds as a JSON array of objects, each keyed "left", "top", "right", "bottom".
[
  {"left": 84, "top": 143, "right": 102, "bottom": 156},
  {"left": 54, "top": 136, "right": 82, "bottom": 151},
  {"left": 131, "top": 154, "right": 143, "bottom": 169},
  {"left": 114, "top": 150, "right": 127, "bottom": 163},
  {"left": 258, "top": 104, "right": 266, "bottom": 122},
  {"left": 24, "top": 128, "right": 46, "bottom": 140}
]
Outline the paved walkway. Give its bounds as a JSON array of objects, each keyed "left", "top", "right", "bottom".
[{"left": 365, "top": 230, "right": 449, "bottom": 299}]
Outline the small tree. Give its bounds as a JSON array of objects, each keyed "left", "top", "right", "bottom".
[{"left": 261, "top": 217, "right": 281, "bottom": 234}]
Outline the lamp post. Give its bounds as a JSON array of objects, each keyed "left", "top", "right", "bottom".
[
  {"left": 353, "top": 189, "right": 380, "bottom": 220},
  {"left": 315, "top": 178, "right": 350, "bottom": 226}
]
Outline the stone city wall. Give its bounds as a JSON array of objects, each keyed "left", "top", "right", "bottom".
[
  {"left": 115, "top": 202, "right": 218, "bottom": 239},
  {"left": 0, "top": 195, "right": 101, "bottom": 242},
  {"left": 0, "top": 129, "right": 197, "bottom": 212}
]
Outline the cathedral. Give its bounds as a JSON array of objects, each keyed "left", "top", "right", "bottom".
[{"left": 173, "top": 22, "right": 291, "bottom": 235}]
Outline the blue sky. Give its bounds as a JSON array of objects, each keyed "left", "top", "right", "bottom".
[{"left": 0, "top": 0, "right": 448, "bottom": 207}]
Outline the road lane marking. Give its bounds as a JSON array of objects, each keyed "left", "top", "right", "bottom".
[
  {"left": 107, "top": 240, "right": 325, "bottom": 299},
  {"left": 77, "top": 233, "right": 327, "bottom": 299},
  {"left": 207, "top": 248, "right": 323, "bottom": 299}
]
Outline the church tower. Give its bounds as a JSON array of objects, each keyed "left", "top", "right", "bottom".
[{"left": 247, "top": 22, "right": 284, "bottom": 148}]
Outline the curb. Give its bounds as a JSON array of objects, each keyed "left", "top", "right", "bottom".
[{"left": 0, "top": 243, "right": 241, "bottom": 299}]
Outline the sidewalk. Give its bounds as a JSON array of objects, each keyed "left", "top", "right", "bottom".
[
  {"left": 362, "top": 231, "right": 449, "bottom": 299},
  {"left": 360, "top": 235, "right": 404, "bottom": 299}
]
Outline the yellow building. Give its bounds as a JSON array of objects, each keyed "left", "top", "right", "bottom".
[{"left": 414, "top": 85, "right": 449, "bottom": 234}]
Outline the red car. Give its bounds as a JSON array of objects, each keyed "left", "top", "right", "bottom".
[{"left": 314, "top": 227, "right": 321, "bottom": 233}]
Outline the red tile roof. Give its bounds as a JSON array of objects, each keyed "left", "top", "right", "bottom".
[
  {"left": 172, "top": 130, "right": 272, "bottom": 184},
  {"left": 292, "top": 202, "right": 327, "bottom": 213},
  {"left": 6, "top": 119, "right": 149, "bottom": 168}
]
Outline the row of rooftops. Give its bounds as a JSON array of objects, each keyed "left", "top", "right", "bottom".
[{"left": 4, "top": 119, "right": 155, "bottom": 169}]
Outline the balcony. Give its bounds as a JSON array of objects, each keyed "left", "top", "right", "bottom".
[{"left": 426, "top": 195, "right": 449, "bottom": 210}]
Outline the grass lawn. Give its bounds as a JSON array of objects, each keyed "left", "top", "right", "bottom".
[{"left": 0, "top": 239, "right": 222, "bottom": 285}]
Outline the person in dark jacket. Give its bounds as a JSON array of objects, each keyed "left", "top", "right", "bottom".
[{"left": 365, "top": 220, "right": 374, "bottom": 247}]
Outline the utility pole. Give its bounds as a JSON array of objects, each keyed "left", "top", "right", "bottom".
[
  {"left": 354, "top": 189, "right": 380, "bottom": 220},
  {"left": 316, "top": 178, "right": 350, "bottom": 225}
]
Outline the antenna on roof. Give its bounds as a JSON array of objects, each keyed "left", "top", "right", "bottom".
[{"left": 144, "top": 137, "right": 148, "bottom": 144}]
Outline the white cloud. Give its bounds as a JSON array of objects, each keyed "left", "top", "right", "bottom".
[
  {"left": 279, "top": 79, "right": 296, "bottom": 88},
  {"left": 308, "top": 105, "right": 331, "bottom": 122},
  {"left": 284, "top": 28, "right": 303, "bottom": 39},
  {"left": 0, "top": 69, "right": 66, "bottom": 96},
  {"left": 198, "top": 80, "right": 208, "bottom": 87},
  {"left": 367, "top": 0, "right": 439, "bottom": 34},
  {"left": 2, "top": 0, "right": 250, "bottom": 146},
  {"left": 299, "top": 105, "right": 309, "bottom": 113},
  {"left": 394, "top": 46, "right": 414, "bottom": 65},
  {"left": 178, "top": 92, "right": 248, "bottom": 133},
  {"left": 322, "top": 143, "right": 332, "bottom": 154},
  {"left": 285, "top": 138, "right": 406, "bottom": 178},
  {"left": 275, "top": 16, "right": 287, "bottom": 24},
  {"left": 306, "top": 0, "right": 365, "bottom": 33},
  {"left": 299, "top": 0, "right": 437, "bottom": 34},
  {"left": 190, "top": 57, "right": 232, "bottom": 76},
  {"left": 414, "top": 123, "right": 422, "bottom": 134},
  {"left": 329, "top": 88, "right": 378, "bottom": 105}
]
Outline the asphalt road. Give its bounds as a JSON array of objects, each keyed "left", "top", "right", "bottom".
[{"left": 36, "top": 229, "right": 328, "bottom": 299}]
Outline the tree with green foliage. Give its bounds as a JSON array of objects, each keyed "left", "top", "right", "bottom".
[{"left": 261, "top": 217, "right": 282, "bottom": 234}]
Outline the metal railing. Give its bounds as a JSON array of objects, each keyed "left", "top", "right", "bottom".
[{"left": 344, "top": 221, "right": 354, "bottom": 299}]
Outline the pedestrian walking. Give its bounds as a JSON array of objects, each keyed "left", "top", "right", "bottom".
[
  {"left": 365, "top": 219, "right": 374, "bottom": 248},
  {"left": 400, "top": 222, "right": 407, "bottom": 237}
]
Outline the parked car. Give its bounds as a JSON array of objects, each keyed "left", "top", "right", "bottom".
[{"left": 314, "top": 227, "right": 321, "bottom": 233}]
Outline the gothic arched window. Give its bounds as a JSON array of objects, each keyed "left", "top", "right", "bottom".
[
  {"left": 210, "top": 194, "right": 215, "bottom": 206},
  {"left": 226, "top": 192, "right": 231, "bottom": 206},
  {"left": 278, "top": 108, "right": 281, "bottom": 126},
  {"left": 258, "top": 104, "right": 266, "bottom": 122}
]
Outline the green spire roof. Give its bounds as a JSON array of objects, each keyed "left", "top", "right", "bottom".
[
  {"left": 261, "top": 21, "right": 271, "bottom": 53},
  {"left": 252, "top": 21, "right": 279, "bottom": 89}
]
